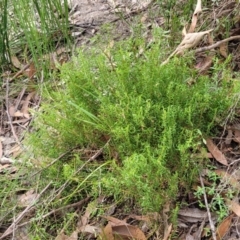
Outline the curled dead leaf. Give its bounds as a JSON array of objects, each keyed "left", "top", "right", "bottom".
[{"left": 176, "top": 30, "right": 213, "bottom": 55}]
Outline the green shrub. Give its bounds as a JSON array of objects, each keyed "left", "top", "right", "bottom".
[{"left": 27, "top": 28, "right": 235, "bottom": 211}]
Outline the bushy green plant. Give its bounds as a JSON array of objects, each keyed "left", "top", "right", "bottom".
[{"left": 27, "top": 27, "right": 236, "bottom": 211}]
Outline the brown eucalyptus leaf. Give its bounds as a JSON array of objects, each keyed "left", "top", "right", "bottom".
[
  {"left": 188, "top": 0, "right": 202, "bottom": 33},
  {"left": 111, "top": 225, "right": 146, "bottom": 240},
  {"left": 21, "top": 92, "right": 35, "bottom": 119},
  {"left": 104, "top": 216, "right": 127, "bottom": 226},
  {"left": 100, "top": 223, "right": 114, "bottom": 240},
  {"left": 23, "top": 62, "right": 36, "bottom": 79},
  {"left": 227, "top": 199, "right": 240, "bottom": 216},
  {"left": 206, "top": 138, "right": 228, "bottom": 166},
  {"left": 216, "top": 214, "right": 233, "bottom": 240},
  {"left": 11, "top": 56, "right": 23, "bottom": 69},
  {"left": 178, "top": 208, "right": 207, "bottom": 222},
  {"left": 55, "top": 231, "right": 78, "bottom": 240},
  {"left": 163, "top": 224, "right": 172, "bottom": 240}
]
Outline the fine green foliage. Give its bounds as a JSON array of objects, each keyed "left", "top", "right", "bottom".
[
  {"left": 0, "top": 0, "right": 10, "bottom": 66},
  {"left": 27, "top": 27, "right": 236, "bottom": 211},
  {"left": 6, "top": 0, "right": 70, "bottom": 70}
]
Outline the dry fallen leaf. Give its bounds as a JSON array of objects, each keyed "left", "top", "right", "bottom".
[
  {"left": 112, "top": 225, "right": 146, "bottom": 240},
  {"left": 23, "top": 62, "right": 36, "bottom": 79},
  {"left": 176, "top": 30, "right": 213, "bottom": 55},
  {"left": 194, "top": 0, "right": 202, "bottom": 15},
  {"left": 227, "top": 199, "right": 240, "bottom": 216},
  {"left": 219, "top": 42, "right": 228, "bottom": 58},
  {"left": 163, "top": 224, "right": 172, "bottom": 240},
  {"left": 233, "top": 129, "right": 240, "bottom": 143},
  {"left": 55, "top": 231, "right": 78, "bottom": 240},
  {"left": 195, "top": 56, "right": 213, "bottom": 74},
  {"left": 182, "top": 26, "right": 187, "bottom": 37},
  {"left": 206, "top": 138, "right": 228, "bottom": 166},
  {"left": 100, "top": 216, "right": 147, "bottom": 240},
  {"left": 178, "top": 208, "right": 207, "bottom": 223},
  {"left": 11, "top": 56, "right": 23, "bottom": 69},
  {"left": 216, "top": 214, "right": 233, "bottom": 240},
  {"left": 188, "top": 0, "right": 202, "bottom": 33},
  {"left": 21, "top": 92, "right": 35, "bottom": 119},
  {"left": 104, "top": 216, "right": 127, "bottom": 226},
  {"left": 101, "top": 223, "right": 115, "bottom": 240},
  {"left": 77, "top": 199, "right": 101, "bottom": 236},
  {"left": 161, "top": 29, "right": 213, "bottom": 65}
]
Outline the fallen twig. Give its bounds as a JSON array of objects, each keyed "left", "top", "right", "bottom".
[
  {"left": 15, "top": 196, "right": 91, "bottom": 231},
  {"left": 195, "top": 35, "right": 240, "bottom": 53},
  {"left": 199, "top": 173, "right": 217, "bottom": 240},
  {"left": 5, "top": 78, "right": 22, "bottom": 146}
]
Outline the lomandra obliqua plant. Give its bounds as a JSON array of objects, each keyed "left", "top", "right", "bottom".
[{"left": 28, "top": 27, "right": 237, "bottom": 211}]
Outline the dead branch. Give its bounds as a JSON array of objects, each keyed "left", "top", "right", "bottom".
[
  {"left": 199, "top": 174, "right": 217, "bottom": 240},
  {"left": 195, "top": 35, "right": 240, "bottom": 53}
]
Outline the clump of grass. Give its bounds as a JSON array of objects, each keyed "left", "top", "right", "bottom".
[
  {"left": 7, "top": 0, "right": 71, "bottom": 71},
  {"left": 27, "top": 27, "right": 236, "bottom": 212},
  {"left": 0, "top": 0, "right": 10, "bottom": 66}
]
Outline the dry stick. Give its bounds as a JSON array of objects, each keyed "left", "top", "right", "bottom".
[
  {"left": 199, "top": 174, "right": 217, "bottom": 240},
  {"left": 195, "top": 35, "right": 240, "bottom": 53},
  {"left": 5, "top": 78, "right": 22, "bottom": 146},
  {"left": 16, "top": 196, "right": 91, "bottom": 230},
  {"left": 14, "top": 87, "right": 27, "bottom": 111},
  {"left": 0, "top": 182, "right": 52, "bottom": 240}
]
